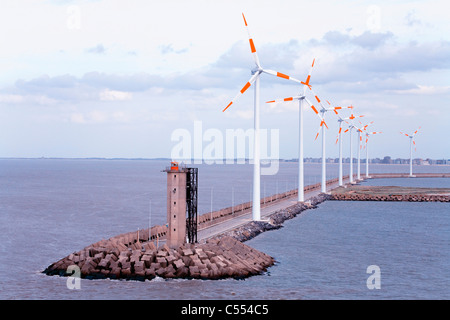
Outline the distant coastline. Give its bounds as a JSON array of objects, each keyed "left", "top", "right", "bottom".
[{"left": 1, "top": 157, "right": 449, "bottom": 166}]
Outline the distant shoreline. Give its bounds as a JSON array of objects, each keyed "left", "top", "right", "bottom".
[{"left": 0, "top": 157, "right": 449, "bottom": 166}]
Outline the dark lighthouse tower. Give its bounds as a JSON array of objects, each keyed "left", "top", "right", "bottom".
[{"left": 164, "top": 162, "right": 198, "bottom": 248}]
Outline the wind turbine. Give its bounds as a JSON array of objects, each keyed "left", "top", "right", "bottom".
[
  {"left": 400, "top": 127, "right": 421, "bottom": 177},
  {"left": 363, "top": 130, "right": 382, "bottom": 178},
  {"left": 222, "top": 13, "right": 302, "bottom": 221},
  {"left": 356, "top": 120, "right": 373, "bottom": 180},
  {"left": 342, "top": 107, "right": 364, "bottom": 183},
  {"left": 334, "top": 107, "right": 359, "bottom": 186},
  {"left": 309, "top": 91, "right": 347, "bottom": 193},
  {"left": 265, "top": 58, "right": 317, "bottom": 202}
]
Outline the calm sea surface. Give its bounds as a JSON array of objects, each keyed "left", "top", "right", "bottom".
[{"left": 0, "top": 159, "right": 449, "bottom": 299}]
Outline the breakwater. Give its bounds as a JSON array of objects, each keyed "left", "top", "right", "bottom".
[
  {"left": 44, "top": 236, "right": 274, "bottom": 280},
  {"left": 43, "top": 193, "right": 331, "bottom": 281},
  {"left": 196, "top": 176, "right": 346, "bottom": 230},
  {"left": 331, "top": 185, "right": 450, "bottom": 202},
  {"left": 213, "top": 193, "right": 332, "bottom": 243}
]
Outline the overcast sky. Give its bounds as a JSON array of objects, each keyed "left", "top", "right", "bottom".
[{"left": 0, "top": 0, "right": 449, "bottom": 159}]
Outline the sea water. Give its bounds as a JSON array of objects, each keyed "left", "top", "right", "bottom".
[{"left": 0, "top": 159, "right": 448, "bottom": 299}]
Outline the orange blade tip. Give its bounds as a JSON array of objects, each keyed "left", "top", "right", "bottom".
[
  {"left": 242, "top": 13, "right": 247, "bottom": 26},
  {"left": 223, "top": 102, "right": 232, "bottom": 112}
]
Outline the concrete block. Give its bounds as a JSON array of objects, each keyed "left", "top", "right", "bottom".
[
  {"left": 197, "top": 251, "right": 208, "bottom": 260},
  {"left": 181, "top": 256, "right": 192, "bottom": 266},
  {"left": 134, "top": 261, "right": 145, "bottom": 270},
  {"left": 98, "top": 258, "right": 110, "bottom": 269},
  {"left": 130, "top": 255, "right": 141, "bottom": 263},
  {"left": 175, "top": 266, "right": 189, "bottom": 277},
  {"left": 189, "top": 266, "right": 200, "bottom": 277},
  {"left": 109, "top": 260, "right": 119, "bottom": 270},
  {"left": 80, "top": 263, "right": 94, "bottom": 276},
  {"left": 166, "top": 255, "right": 176, "bottom": 264},
  {"left": 155, "top": 268, "right": 166, "bottom": 277},
  {"left": 205, "top": 250, "right": 215, "bottom": 260},
  {"left": 100, "top": 269, "right": 110, "bottom": 277},
  {"left": 144, "top": 242, "right": 156, "bottom": 251},
  {"left": 93, "top": 253, "right": 103, "bottom": 264},
  {"left": 200, "top": 269, "right": 209, "bottom": 278},
  {"left": 141, "top": 255, "right": 153, "bottom": 268},
  {"left": 134, "top": 262, "right": 145, "bottom": 275},
  {"left": 156, "top": 257, "right": 167, "bottom": 268},
  {"left": 110, "top": 267, "right": 121, "bottom": 278},
  {"left": 119, "top": 250, "right": 131, "bottom": 258},
  {"left": 145, "top": 268, "right": 156, "bottom": 278},
  {"left": 131, "top": 249, "right": 142, "bottom": 257},
  {"left": 173, "top": 259, "right": 185, "bottom": 269},
  {"left": 121, "top": 268, "right": 131, "bottom": 277},
  {"left": 156, "top": 250, "right": 168, "bottom": 257},
  {"left": 182, "top": 248, "right": 194, "bottom": 256}
]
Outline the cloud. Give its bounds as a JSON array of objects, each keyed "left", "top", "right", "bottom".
[
  {"left": 306, "top": 35, "right": 450, "bottom": 94},
  {"left": 352, "top": 31, "right": 394, "bottom": 49},
  {"left": 82, "top": 72, "right": 163, "bottom": 92},
  {"left": 86, "top": 44, "right": 107, "bottom": 54},
  {"left": 391, "top": 85, "right": 450, "bottom": 95},
  {"left": 322, "top": 30, "right": 394, "bottom": 49},
  {"left": 2, "top": 28, "right": 450, "bottom": 108},
  {"left": 405, "top": 10, "right": 422, "bottom": 27},
  {"left": 99, "top": 89, "right": 132, "bottom": 101},
  {"left": 0, "top": 94, "right": 24, "bottom": 104},
  {"left": 159, "top": 44, "right": 189, "bottom": 55},
  {"left": 69, "top": 110, "right": 132, "bottom": 125}
]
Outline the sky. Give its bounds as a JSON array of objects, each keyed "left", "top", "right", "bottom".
[{"left": 0, "top": 0, "right": 449, "bottom": 160}]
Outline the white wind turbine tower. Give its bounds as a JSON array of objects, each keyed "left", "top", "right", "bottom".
[
  {"left": 222, "top": 13, "right": 302, "bottom": 221},
  {"left": 334, "top": 107, "right": 359, "bottom": 186},
  {"left": 336, "top": 116, "right": 346, "bottom": 186},
  {"left": 363, "top": 130, "right": 382, "bottom": 178},
  {"left": 308, "top": 91, "right": 347, "bottom": 193},
  {"left": 400, "top": 127, "right": 421, "bottom": 177},
  {"left": 266, "top": 58, "right": 317, "bottom": 202},
  {"left": 342, "top": 107, "right": 364, "bottom": 183},
  {"left": 356, "top": 120, "right": 373, "bottom": 180}
]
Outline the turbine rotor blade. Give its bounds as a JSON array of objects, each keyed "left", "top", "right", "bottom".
[
  {"left": 301, "top": 58, "right": 315, "bottom": 89},
  {"left": 314, "top": 119, "right": 328, "bottom": 141},
  {"left": 242, "top": 13, "right": 261, "bottom": 68},
  {"left": 223, "top": 72, "right": 259, "bottom": 112},
  {"left": 304, "top": 97, "right": 324, "bottom": 121},
  {"left": 266, "top": 96, "right": 301, "bottom": 104},
  {"left": 262, "top": 69, "right": 302, "bottom": 84}
]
